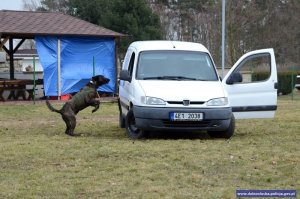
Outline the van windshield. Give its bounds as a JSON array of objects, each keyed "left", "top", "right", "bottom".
[{"left": 136, "top": 50, "right": 218, "bottom": 81}]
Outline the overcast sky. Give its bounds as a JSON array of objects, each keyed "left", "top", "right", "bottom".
[{"left": 0, "top": 0, "right": 24, "bottom": 10}]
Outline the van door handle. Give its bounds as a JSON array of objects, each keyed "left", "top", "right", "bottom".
[{"left": 274, "top": 82, "right": 278, "bottom": 89}]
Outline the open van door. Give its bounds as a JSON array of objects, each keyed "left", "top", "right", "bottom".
[{"left": 222, "top": 49, "right": 277, "bottom": 119}]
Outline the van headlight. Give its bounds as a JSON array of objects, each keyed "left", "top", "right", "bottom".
[
  {"left": 207, "top": 97, "right": 228, "bottom": 106},
  {"left": 141, "top": 96, "right": 166, "bottom": 105}
]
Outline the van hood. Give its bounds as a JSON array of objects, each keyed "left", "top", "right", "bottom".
[{"left": 137, "top": 80, "right": 225, "bottom": 102}]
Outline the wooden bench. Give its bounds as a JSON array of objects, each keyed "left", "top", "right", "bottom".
[
  {"left": 0, "top": 80, "right": 26, "bottom": 101},
  {"left": 0, "top": 79, "right": 43, "bottom": 101}
]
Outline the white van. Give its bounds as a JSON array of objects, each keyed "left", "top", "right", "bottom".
[{"left": 118, "top": 41, "right": 277, "bottom": 139}]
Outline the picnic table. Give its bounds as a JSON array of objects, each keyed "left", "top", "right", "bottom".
[{"left": 0, "top": 79, "right": 43, "bottom": 101}]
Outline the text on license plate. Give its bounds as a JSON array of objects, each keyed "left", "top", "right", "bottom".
[{"left": 170, "top": 112, "right": 203, "bottom": 121}]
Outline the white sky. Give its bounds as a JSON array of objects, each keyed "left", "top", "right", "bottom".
[{"left": 0, "top": 0, "right": 24, "bottom": 10}]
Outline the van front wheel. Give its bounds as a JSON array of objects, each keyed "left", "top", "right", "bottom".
[
  {"left": 208, "top": 114, "right": 235, "bottom": 139},
  {"left": 125, "top": 109, "right": 147, "bottom": 139}
]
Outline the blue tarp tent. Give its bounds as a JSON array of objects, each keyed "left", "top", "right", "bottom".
[{"left": 35, "top": 36, "right": 116, "bottom": 96}]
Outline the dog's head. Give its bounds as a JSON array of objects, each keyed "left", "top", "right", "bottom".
[{"left": 91, "top": 75, "right": 110, "bottom": 87}]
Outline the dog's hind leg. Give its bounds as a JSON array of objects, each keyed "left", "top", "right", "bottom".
[{"left": 62, "top": 113, "right": 76, "bottom": 136}]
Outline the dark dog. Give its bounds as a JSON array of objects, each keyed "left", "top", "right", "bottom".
[{"left": 46, "top": 75, "right": 110, "bottom": 136}]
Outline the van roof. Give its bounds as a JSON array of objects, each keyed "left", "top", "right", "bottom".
[{"left": 129, "top": 41, "right": 209, "bottom": 53}]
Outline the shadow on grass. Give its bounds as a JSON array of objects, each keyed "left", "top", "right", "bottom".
[
  {"left": 46, "top": 128, "right": 249, "bottom": 141},
  {"left": 72, "top": 129, "right": 127, "bottom": 140},
  {"left": 146, "top": 131, "right": 212, "bottom": 140},
  {"left": 47, "top": 124, "right": 231, "bottom": 140},
  {"left": 61, "top": 130, "right": 213, "bottom": 140}
]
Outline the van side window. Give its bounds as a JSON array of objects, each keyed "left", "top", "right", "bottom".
[
  {"left": 234, "top": 53, "right": 271, "bottom": 83},
  {"left": 128, "top": 52, "right": 135, "bottom": 77}
]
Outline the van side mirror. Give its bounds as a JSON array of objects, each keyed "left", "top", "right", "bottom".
[
  {"left": 226, "top": 72, "right": 243, "bottom": 85},
  {"left": 119, "top": 70, "right": 131, "bottom": 82}
]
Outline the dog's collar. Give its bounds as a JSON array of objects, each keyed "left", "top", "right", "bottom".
[{"left": 89, "top": 81, "right": 97, "bottom": 88}]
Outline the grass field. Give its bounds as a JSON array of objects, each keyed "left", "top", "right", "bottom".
[{"left": 0, "top": 91, "right": 299, "bottom": 198}]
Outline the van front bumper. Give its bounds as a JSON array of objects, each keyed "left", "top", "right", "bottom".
[{"left": 133, "top": 105, "right": 232, "bottom": 131}]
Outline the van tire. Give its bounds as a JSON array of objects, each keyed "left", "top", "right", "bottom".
[
  {"left": 125, "top": 109, "right": 147, "bottom": 139},
  {"left": 208, "top": 114, "right": 235, "bottom": 139}
]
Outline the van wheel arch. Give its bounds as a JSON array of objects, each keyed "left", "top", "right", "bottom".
[
  {"left": 208, "top": 114, "right": 235, "bottom": 139},
  {"left": 125, "top": 109, "right": 147, "bottom": 139}
]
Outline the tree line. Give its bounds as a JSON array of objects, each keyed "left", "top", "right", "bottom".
[{"left": 23, "top": 0, "right": 299, "bottom": 68}]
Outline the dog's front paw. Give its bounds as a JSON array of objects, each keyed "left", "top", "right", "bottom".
[{"left": 92, "top": 104, "right": 100, "bottom": 113}]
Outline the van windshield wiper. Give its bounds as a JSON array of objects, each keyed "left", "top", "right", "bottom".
[{"left": 143, "top": 76, "right": 198, "bottom": 80}]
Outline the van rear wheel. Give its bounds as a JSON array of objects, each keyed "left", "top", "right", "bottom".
[
  {"left": 208, "top": 114, "right": 235, "bottom": 139},
  {"left": 125, "top": 109, "right": 147, "bottom": 139}
]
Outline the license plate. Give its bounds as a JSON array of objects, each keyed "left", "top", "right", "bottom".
[{"left": 170, "top": 112, "right": 203, "bottom": 121}]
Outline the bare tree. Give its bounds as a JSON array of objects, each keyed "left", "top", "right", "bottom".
[
  {"left": 22, "top": 0, "right": 41, "bottom": 11},
  {"left": 22, "top": 0, "right": 300, "bottom": 68},
  {"left": 23, "top": 0, "right": 69, "bottom": 13},
  {"left": 148, "top": 0, "right": 299, "bottom": 68},
  {"left": 40, "top": 0, "right": 69, "bottom": 13}
]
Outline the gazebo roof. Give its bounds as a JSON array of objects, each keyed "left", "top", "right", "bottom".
[{"left": 0, "top": 10, "right": 123, "bottom": 39}]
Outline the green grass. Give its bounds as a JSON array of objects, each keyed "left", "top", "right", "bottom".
[{"left": 0, "top": 93, "right": 299, "bottom": 198}]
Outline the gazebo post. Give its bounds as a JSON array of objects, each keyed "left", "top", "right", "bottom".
[
  {"left": 114, "top": 37, "right": 119, "bottom": 96},
  {"left": 57, "top": 37, "right": 61, "bottom": 99},
  {"left": 3, "top": 37, "right": 25, "bottom": 80},
  {"left": 9, "top": 37, "right": 14, "bottom": 80}
]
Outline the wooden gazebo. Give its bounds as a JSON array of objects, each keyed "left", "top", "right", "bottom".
[{"left": 0, "top": 10, "right": 123, "bottom": 80}]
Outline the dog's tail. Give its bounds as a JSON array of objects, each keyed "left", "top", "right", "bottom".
[{"left": 46, "top": 99, "right": 62, "bottom": 114}]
